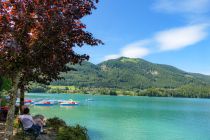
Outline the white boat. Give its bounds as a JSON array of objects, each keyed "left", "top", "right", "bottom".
[{"left": 60, "top": 99, "right": 79, "bottom": 106}]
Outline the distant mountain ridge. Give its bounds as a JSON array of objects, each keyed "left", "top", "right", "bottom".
[{"left": 52, "top": 57, "right": 210, "bottom": 90}]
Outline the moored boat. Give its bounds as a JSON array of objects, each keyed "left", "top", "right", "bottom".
[
  {"left": 34, "top": 101, "right": 55, "bottom": 106},
  {"left": 16, "top": 98, "right": 34, "bottom": 105},
  {"left": 60, "top": 99, "right": 79, "bottom": 106},
  {"left": 47, "top": 99, "right": 59, "bottom": 105}
]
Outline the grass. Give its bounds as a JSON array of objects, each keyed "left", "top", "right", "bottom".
[
  {"left": 49, "top": 85, "right": 77, "bottom": 90},
  {"left": 120, "top": 57, "right": 140, "bottom": 63}
]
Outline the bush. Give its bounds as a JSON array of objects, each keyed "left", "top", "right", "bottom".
[
  {"left": 56, "top": 125, "right": 89, "bottom": 140},
  {"left": 46, "top": 117, "right": 67, "bottom": 131},
  {"left": 109, "top": 90, "right": 117, "bottom": 96},
  {"left": 46, "top": 117, "right": 89, "bottom": 140}
]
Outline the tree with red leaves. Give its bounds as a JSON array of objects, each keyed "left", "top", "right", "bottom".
[{"left": 0, "top": 0, "right": 102, "bottom": 139}]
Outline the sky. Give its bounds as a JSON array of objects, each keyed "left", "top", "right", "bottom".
[{"left": 75, "top": 0, "right": 210, "bottom": 75}]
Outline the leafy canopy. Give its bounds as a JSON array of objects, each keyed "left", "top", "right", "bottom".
[{"left": 0, "top": 0, "right": 102, "bottom": 86}]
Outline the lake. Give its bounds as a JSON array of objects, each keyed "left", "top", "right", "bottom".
[{"left": 27, "top": 93, "right": 210, "bottom": 140}]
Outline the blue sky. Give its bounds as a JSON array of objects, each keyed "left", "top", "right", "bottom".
[{"left": 75, "top": 0, "right": 210, "bottom": 75}]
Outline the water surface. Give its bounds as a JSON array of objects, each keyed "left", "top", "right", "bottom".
[{"left": 27, "top": 93, "right": 210, "bottom": 140}]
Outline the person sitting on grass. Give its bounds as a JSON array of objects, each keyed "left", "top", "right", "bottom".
[{"left": 19, "top": 107, "right": 46, "bottom": 135}]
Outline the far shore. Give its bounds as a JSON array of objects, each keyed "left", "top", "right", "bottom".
[{"left": 26, "top": 92, "right": 210, "bottom": 100}]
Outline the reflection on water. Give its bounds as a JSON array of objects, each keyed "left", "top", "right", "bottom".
[
  {"left": 60, "top": 106, "right": 75, "bottom": 109},
  {"left": 31, "top": 106, "right": 52, "bottom": 110}
]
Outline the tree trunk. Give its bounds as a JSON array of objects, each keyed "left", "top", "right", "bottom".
[
  {"left": 19, "top": 86, "right": 25, "bottom": 114},
  {"left": 4, "top": 72, "right": 21, "bottom": 140}
]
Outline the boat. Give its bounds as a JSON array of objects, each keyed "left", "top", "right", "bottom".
[
  {"left": 60, "top": 99, "right": 79, "bottom": 106},
  {"left": 57, "top": 100, "right": 66, "bottom": 103},
  {"left": 47, "top": 99, "right": 59, "bottom": 105},
  {"left": 24, "top": 99, "right": 33, "bottom": 104},
  {"left": 34, "top": 100, "right": 55, "bottom": 106},
  {"left": 16, "top": 99, "right": 34, "bottom": 105}
]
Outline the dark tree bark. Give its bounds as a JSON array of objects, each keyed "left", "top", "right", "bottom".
[{"left": 19, "top": 86, "right": 25, "bottom": 114}]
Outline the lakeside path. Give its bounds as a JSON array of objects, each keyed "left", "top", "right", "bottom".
[
  {"left": 0, "top": 122, "right": 5, "bottom": 138},
  {"left": 0, "top": 122, "right": 56, "bottom": 140}
]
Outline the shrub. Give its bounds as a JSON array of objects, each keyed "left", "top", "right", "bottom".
[
  {"left": 46, "top": 117, "right": 67, "bottom": 131},
  {"left": 56, "top": 125, "right": 89, "bottom": 140},
  {"left": 46, "top": 117, "right": 89, "bottom": 140}
]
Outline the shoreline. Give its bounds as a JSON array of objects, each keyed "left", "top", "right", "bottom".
[
  {"left": 26, "top": 92, "right": 210, "bottom": 100},
  {"left": 29, "top": 84, "right": 210, "bottom": 99}
]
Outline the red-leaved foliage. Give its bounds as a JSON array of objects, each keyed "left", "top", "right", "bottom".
[{"left": 0, "top": 0, "right": 103, "bottom": 86}]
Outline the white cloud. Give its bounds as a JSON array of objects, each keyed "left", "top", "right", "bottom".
[
  {"left": 151, "top": 1, "right": 210, "bottom": 51},
  {"left": 153, "top": 0, "right": 210, "bottom": 23},
  {"left": 155, "top": 24, "right": 208, "bottom": 51},
  {"left": 104, "top": 24, "right": 209, "bottom": 61},
  {"left": 121, "top": 40, "right": 150, "bottom": 58},
  {"left": 121, "top": 46, "right": 150, "bottom": 58},
  {"left": 103, "top": 40, "right": 151, "bottom": 61},
  {"left": 154, "top": 0, "right": 210, "bottom": 14},
  {"left": 104, "top": 54, "right": 120, "bottom": 61}
]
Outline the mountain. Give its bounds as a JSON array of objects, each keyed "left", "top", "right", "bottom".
[{"left": 52, "top": 57, "right": 210, "bottom": 90}]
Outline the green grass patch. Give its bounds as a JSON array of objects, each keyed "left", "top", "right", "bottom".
[
  {"left": 49, "top": 85, "right": 77, "bottom": 90},
  {"left": 120, "top": 57, "right": 140, "bottom": 63}
]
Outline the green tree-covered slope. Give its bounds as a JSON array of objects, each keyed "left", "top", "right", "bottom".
[{"left": 52, "top": 57, "right": 210, "bottom": 90}]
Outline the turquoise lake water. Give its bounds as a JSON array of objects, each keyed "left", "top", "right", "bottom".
[{"left": 27, "top": 93, "right": 210, "bottom": 140}]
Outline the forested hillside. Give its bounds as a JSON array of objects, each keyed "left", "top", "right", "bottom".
[
  {"left": 52, "top": 57, "right": 210, "bottom": 89},
  {"left": 39, "top": 57, "right": 210, "bottom": 98}
]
